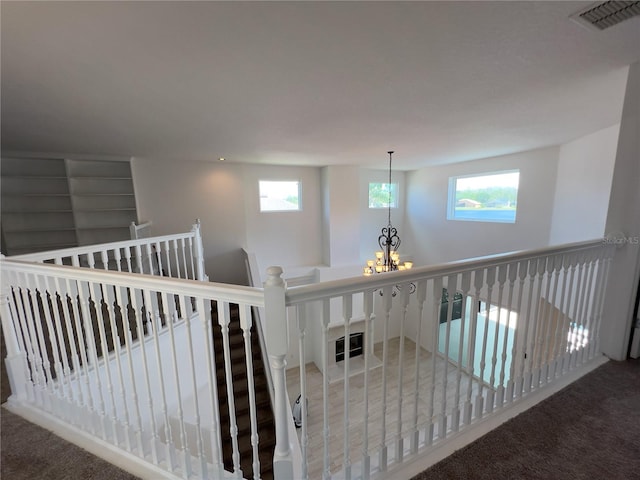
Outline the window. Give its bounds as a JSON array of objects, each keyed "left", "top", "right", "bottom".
[
  {"left": 259, "top": 180, "right": 301, "bottom": 212},
  {"left": 448, "top": 170, "right": 520, "bottom": 223},
  {"left": 369, "top": 182, "right": 398, "bottom": 209}
]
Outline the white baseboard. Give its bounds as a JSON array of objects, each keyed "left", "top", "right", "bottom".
[
  {"left": 379, "top": 355, "right": 609, "bottom": 480},
  {"left": 2, "top": 401, "right": 180, "bottom": 480}
]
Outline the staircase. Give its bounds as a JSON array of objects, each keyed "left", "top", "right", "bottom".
[{"left": 212, "top": 303, "right": 276, "bottom": 480}]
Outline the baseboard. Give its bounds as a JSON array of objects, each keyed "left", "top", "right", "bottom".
[
  {"left": 2, "top": 401, "right": 180, "bottom": 480},
  {"left": 381, "top": 354, "right": 609, "bottom": 480}
]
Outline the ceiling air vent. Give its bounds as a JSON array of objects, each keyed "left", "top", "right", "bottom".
[{"left": 570, "top": 1, "right": 640, "bottom": 31}]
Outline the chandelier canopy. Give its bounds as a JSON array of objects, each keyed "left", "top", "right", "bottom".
[{"left": 364, "top": 151, "right": 413, "bottom": 276}]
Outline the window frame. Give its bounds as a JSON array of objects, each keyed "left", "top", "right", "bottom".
[
  {"left": 259, "top": 180, "right": 302, "bottom": 213},
  {"left": 368, "top": 182, "right": 399, "bottom": 209},
  {"left": 447, "top": 170, "right": 520, "bottom": 224}
]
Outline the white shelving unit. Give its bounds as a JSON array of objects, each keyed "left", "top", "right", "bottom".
[
  {"left": 66, "top": 159, "right": 137, "bottom": 246},
  {"left": 1, "top": 157, "right": 138, "bottom": 255}
]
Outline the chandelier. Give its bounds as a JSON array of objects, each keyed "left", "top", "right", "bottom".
[{"left": 364, "top": 151, "right": 413, "bottom": 276}]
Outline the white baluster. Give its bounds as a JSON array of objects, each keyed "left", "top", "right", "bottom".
[
  {"left": 0, "top": 277, "right": 31, "bottom": 402},
  {"left": 521, "top": 259, "right": 538, "bottom": 393},
  {"left": 487, "top": 265, "right": 507, "bottom": 412},
  {"left": 568, "top": 253, "right": 586, "bottom": 369},
  {"left": 452, "top": 272, "right": 471, "bottom": 430},
  {"left": 342, "top": 294, "right": 352, "bottom": 479},
  {"left": 321, "top": 298, "right": 331, "bottom": 480},
  {"left": 560, "top": 254, "right": 578, "bottom": 375},
  {"left": 86, "top": 280, "right": 120, "bottom": 445},
  {"left": 218, "top": 301, "right": 242, "bottom": 478},
  {"left": 178, "top": 294, "right": 208, "bottom": 478},
  {"left": 34, "top": 274, "right": 69, "bottom": 410},
  {"left": 129, "top": 287, "right": 161, "bottom": 464},
  {"left": 395, "top": 284, "right": 410, "bottom": 460},
  {"left": 171, "top": 239, "right": 182, "bottom": 279},
  {"left": 427, "top": 278, "right": 442, "bottom": 444},
  {"left": 192, "top": 220, "right": 207, "bottom": 281},
  {"left": 103, "top": 283, "right": 132, "bottom": 452},
  {"left": 410, "top": 281, "right": 427, "bottom": 451},
  {"left": 114, "top": 248, "right": 123, "bottom": 272},
  {"left": 114, "top": 284, "right": 145, "bottom": 457},
  {"left": 439, "top": 274, "right": 457, "bottom": 437},
  {"left": 180, "top": 238, "right": 189, "bottom": 280},
  {"left": 361, "top": 289, "right": 374, "bottom": 479},
  {"left": 477, "top": 266, "right": 496, "bottom": 416},
  {"left": 23, "top": 273, "right": 55, "bottom": 411},
  {"left": 510, "top": 260, "right": 528, "bottom": 400},
  {"left": 46, "top": 274, "right": 76, "bottom": 409},
  {"left": 124, "top": 246, "right": 133, "bottom": 273},
  {"left": 497, "top": 262, "right": 517, "bottom": 406},
  {"left": 578, "top": 253, "right": 597, "bottom": 367},
  {"left": 100, "top": 250, "right": 109, "bottom": 270},
  {"left": 464, "top": 269, "right": 483, "bottom": 424},
  {"left": 75, "top": 279, "right": 108, "bottom": 439},
  {"left": 541, "top": 255, "right": 562, "bottom": 383},
  {"left": 239, "top": 303, "right": 260, "bottom": 480},
  {"left": 379, "top": 284, "right": 392, "bottom": 468},
  {"left": 142, "top": 287, "right": 176, "bottom": 470},
  {"left": 296, "top": 303, "right": 309, "bottom": 480},
  {"left": 160, "top": 290, "right": 190, "bottom": 475}
]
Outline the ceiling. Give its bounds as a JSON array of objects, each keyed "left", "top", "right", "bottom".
[{"left": 1, "top": 1, "right": 639, "bottom": 170}]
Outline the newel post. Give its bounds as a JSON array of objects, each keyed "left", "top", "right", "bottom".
[
  {"left": 263, "top": 266, "right": 294, "bottom": 479},
  {"left": 192, "top": 219, "right": 208, "bottom": 281},
  {"left": 0, "top": 259, "right": 29, "bottom": 401}
]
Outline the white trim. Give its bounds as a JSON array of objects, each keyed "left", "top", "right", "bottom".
[
  {"left": 2, "top": 402, "right": 182, "bottom": 480},
  {"left": 380, "top": 354, "right": 609, "bottom": 479}
]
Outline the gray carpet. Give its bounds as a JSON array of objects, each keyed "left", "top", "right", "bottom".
[
  {"left": 1, "top": 358, "right": 638, "bottom": 479},
  {"left": 413, "top": 358, "right": 640, "bottom": 480}
]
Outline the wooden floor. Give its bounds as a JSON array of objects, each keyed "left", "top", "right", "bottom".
[{"left": 286, "top": 337, "right": 485, "bottom": 479}]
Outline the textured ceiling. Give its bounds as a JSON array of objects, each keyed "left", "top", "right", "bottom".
[{"left": 1, "top": 1, "right": 639, "bottom": 170}]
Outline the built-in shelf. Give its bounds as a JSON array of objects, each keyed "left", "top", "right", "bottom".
[{"left": 1, "top": 157, "right": 139, "bottom": 254}]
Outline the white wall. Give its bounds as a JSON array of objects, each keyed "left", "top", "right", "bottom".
[
  {"left": 601, "top": 61, "right": 640, "bottom": 361},
  {"left": 132, "top": 159, "right": 324, "bottom": 284},
  {"left": 132, "top": 158, "right": 248, "bottom": 284},
  {"left": 359, "top": 168, "right": 407, "bottom": 265},
  {"left": 548, "top": 124, "right": 619, "bottom": 245},
  {"left": 404, "top": 147, "right": 560, "bottom": 267},
  {"left": 243, "top": 164, "right": 323, "bottom": 276}
]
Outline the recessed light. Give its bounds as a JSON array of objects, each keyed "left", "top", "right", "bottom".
[{"left": 218, "top": 157, "right": 225, "bottom": 161}]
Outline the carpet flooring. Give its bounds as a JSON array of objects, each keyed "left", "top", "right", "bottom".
[
  {"left": 413, "top": 358, "right": 640, "bottom": 480},
  {"left": 1, "top": 358, "right": 638, "bottom": 479}
]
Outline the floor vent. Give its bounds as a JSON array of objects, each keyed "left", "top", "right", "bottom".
[{"left": 570, "top": 1, "right": 640, "bottom": 31}]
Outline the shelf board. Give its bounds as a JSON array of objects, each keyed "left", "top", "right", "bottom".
[
  {"left": 70, "top": 176, "right": 133, "bottom": 180},
  {"left": 71, "top": 193, "right": 134, "bottom": 197},
  {"left": 1, "top": 175, "right": 68, "bottom": 179},
  {"left": 4, "top": 227, "right": 76, "bottom": 233},
  {"left": 1, "top": 209, "right": 74, "bottom": 213},
  {"left": 75, "top": 208, "right": 137, "bottom": 212},
  {"left": 76, "top": 226, "right": 131, "bottom": 231},
  {"left": 3, "top": 193, "right": 71, "bottom": 197}
]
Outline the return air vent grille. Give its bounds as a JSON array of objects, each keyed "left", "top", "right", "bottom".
[{"left": 571, "top": 1, "right": 640, "bottom": 30}]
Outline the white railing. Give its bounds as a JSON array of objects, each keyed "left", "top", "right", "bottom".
[
  {"left": 0, "top": 258, "right": 265, "bottom": 479},
  {"left": 266, "top": 239, "right": 615, "bottom": 479},
  {"left": 0, "top": 237, "right": 615, "bottom": 479},
  {"left": 10, "top": 221, "right": 207, "bottom": 282}
]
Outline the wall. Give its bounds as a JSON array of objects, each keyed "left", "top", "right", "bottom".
[
  {"left": 360, "top": 168, "right": 408, "bottom": 265},
  {"left": 548, "top": 124, "right": 619, "bottom": 245},
  {"left": 404, "top": 147, "right": 559, "bottom": 267},
  {"left": 243, "top": 164, "right": 323, "bottom": 276},
  {"left": 132, "top": 157, "right": 247, "bottom": 284},
  {"left": 601, "top": 62, "right": 640, "bottom": 361},
  {"left": 132, "top": 158, "right": 324, "bottom": 284}
]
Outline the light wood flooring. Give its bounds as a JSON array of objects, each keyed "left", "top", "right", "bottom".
[{"left": 285, "top": 338, "right": 486, "bottom": 479}]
